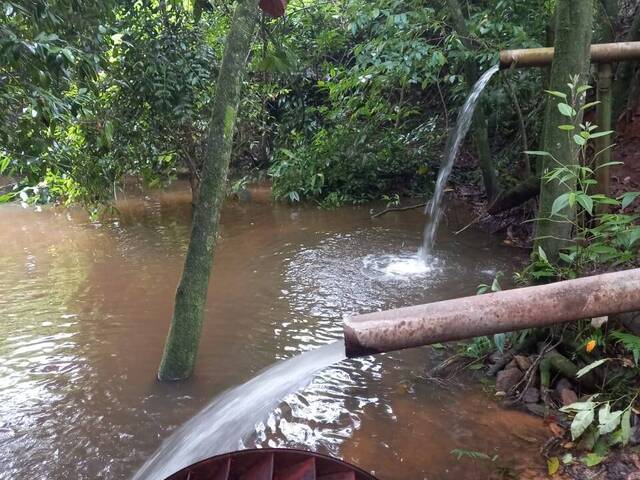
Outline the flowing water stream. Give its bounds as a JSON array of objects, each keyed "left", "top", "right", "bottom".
[
  {"left": 421, "top": 65, "right": 500, "bottom": 258},
  {"left": 0, "top": 184, "right": 547, "bottom": 479},
  {"left": 134, "top": 342, "right": 345, "bottom": 479}
]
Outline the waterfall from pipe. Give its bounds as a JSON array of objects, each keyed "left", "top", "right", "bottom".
[
  {"left": 132, "top": 342, "right": 345, "bottom": 480},
  {"left": 420, "top": 65, "right": 500, "bottom": 260}
]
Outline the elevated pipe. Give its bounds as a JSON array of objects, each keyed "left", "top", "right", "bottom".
[
  {"left": 500, "top": 41, "right": 640, "bottom": 68},
  {"left": 343, "top": 268, "right": 640, "bottom": 358}
]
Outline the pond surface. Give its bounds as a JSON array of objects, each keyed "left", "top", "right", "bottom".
[{"left": 0, "top": 185, "right": 546, "bottom": 479}]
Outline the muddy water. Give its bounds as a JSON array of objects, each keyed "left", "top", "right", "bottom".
[{"left": 0, "top": 185, "right": 546, "bottom": 479}]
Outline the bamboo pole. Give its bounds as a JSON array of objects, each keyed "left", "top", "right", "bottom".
[
  {"left": 343, "top": 269, "right": 640, "bottom": 358},
  {"left": 596, "top": 63, "right": 613, "bottom": 203},
  {"left": 500, "top": 42, "right": 640, "bottom": 69}
]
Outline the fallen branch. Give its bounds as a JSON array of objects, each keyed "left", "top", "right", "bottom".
[
  {"left": 371, "top": 202, "right": 427, "bottom": 219},
  {"left": 453, "top": 214, "right": 490, "bottom": 235}
]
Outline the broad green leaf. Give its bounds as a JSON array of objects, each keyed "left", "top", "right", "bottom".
[
  {"left": 547, "top": 456, "right": 560, "bottom": 475},
  {"left": 562, "top": 453, "right": 573, "bottom": 464},
  {"left": 576, "top": 85, "right": 592, "bottom": 94},
  {"left": 493, "top": 333, "right": 506, "bottom": 353},
  {"left": 570, "top": 409, "right": 594, "bottom": 440},
  {"left": 581, "top": 453, "right": 605, "bottom": 467},
  {"left": 576, "top": 193, "right": 593, "bottom": 215},
  {"left": 558, "top": 124, "right": 575, "bottom": 131},
  {"left": 576, "top": 358, "right": 609, "bottom": 378},
  {"left": 625, "top": 228, "right": 640, "bottom": 248},
  {"left": 558, "top": 103, "right": 576, "bottom": 117},
  {"left": 597, "top": 404, "right": 622, "bottom": 435},
  {"left": 559, "top": 252, "right": 575, "bottom": 264},
  {"left": 560, "top": 399, "right": 597, "bottom": 413},
  {"left": 551, "top": 193, "right": 570, "bottom": 216},
  {"left": 573, "top": 134, "right": 587, "bottom": 146},
  {"left": 620, "top": 192, "right": 640, "bottom": 209}
]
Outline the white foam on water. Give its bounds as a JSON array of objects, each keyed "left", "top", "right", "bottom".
[{"left": 362, "top": 253, "right": 440, "bottom": 281}]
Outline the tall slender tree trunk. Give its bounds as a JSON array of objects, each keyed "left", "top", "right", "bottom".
[
  {"left": 158, "top": 0, "right": 260, "bottom": 381},
  {"left": 444, "top": 0, "right": 499, "bottom": 201},
  {"left": 534, "top": 0, "right": 594, "bottom": 261}
]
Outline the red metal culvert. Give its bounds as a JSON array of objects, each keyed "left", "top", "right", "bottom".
[{"left": 165, "top": 448, "right": 378, "bottom": 480}]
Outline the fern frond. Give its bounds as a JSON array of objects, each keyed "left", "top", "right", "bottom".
[{"left": 610, "top": 331, "right": 640, "bottom": 365}]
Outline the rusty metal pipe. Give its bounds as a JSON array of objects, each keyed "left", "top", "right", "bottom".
[
  {"left": 343, "top": 268, "right": 640, "bottom": 358},
  {"left": 500, "top": 41, "right": 640, "bottom": 69}
]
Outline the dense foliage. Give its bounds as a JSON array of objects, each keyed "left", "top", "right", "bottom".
[{"left": 0, "top": 0, "right": 638, "bottom": 209}]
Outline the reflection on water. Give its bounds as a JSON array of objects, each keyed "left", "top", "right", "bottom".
[{"left": 0, "top": 184, "right": 545, "bottom": 479}]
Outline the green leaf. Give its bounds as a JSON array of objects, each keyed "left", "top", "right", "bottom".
[
  {"left": 0, "top": 156, "right": 9, "bottom": 175},
  {"left": 559, "top": 252, "right": 576, "bottom": 264},
  {"left": 545, "top": 90, "right": 567, "bottom": 99},
  {"left": 570, "top": 409, "right": 594, "bottom": 440},
  {"left": 610, "top": 331, "right": 640, "bottom": 365},
  {"left": 558, "top": 124, "right": 575, "bottom": 131},
  {"left": 595, "top": 161, "right": 623, "bottom": 170},
  {"left": 558, "top": 103, "right": 576, "bottom": 117},
  {"left": 624, "top": 228, "right": 640, "bottom": 248},
  {"left": 589, "top": 130, "right": 614, "bottom": 139},
  {"left": 493, "top": 333, "right": 506, "bottom": 353},
  {"left": 620, "top": 409, "right": 631, "bottom": 446},
  {"left": 620, "top": 192, "right": 640, "bottom": 209},
  {"left": 0, "top": 192, "right": 15, "bottom": 203},
  {"left": 547, "top": 456, "right": 560, "bottom": 475},
  {"left": 524, "top": 150, "right": 552, "bottom": 157},
  {"left": 582, "top": 453, "right": 605, "bottom": 467},
  {"left": 597, "top": 403, "right": 622, "bottom": 435},
  {"left": 576, "top": 358, "right": 609, "bottom": 378},
  {"left": 590, "top": 194, "right": 620, "bottom": 206},
  {"left": 576, "top": 193, "right": 593, "bottom": 215},
  {"left": 537, "top": 246, "right": 548, "bottom": 263},
  {"left": 551, "top": 193, "right": 570, "bottom": 216},
  {"left": 560, "top": 399, "right": 597, "bottom": 412},
  {"left": 573, "top": 134, "right": 587, "bottom": 146},
  {"left": 580, "top": 101, "right": 600, "bottom": 111}
]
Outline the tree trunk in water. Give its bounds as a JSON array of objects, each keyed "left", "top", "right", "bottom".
[
  {"left": 445, "top": 0, "right": 498, "bottom": 200},
  {"left": 157, "top": 0, "right": 260, "bottom": 381},
  {"left": 534, "top": 0, "right": 594, "bottom": 261}
]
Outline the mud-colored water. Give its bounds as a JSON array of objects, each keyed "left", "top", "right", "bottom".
[{"left": 0, "top": 185, "right": 546, "bottom": 479}]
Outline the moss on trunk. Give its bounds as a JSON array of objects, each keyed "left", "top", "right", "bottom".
[
  {"left": 534, "top": 0, "right": 594, "bottom": 261},
  {"left": 157, "top": 0, "right": 260, "bottom": 381}
]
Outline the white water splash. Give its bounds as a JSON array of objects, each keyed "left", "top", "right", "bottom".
[{"left": 362, "top": 253, "right": 440, "bottom": 281}]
